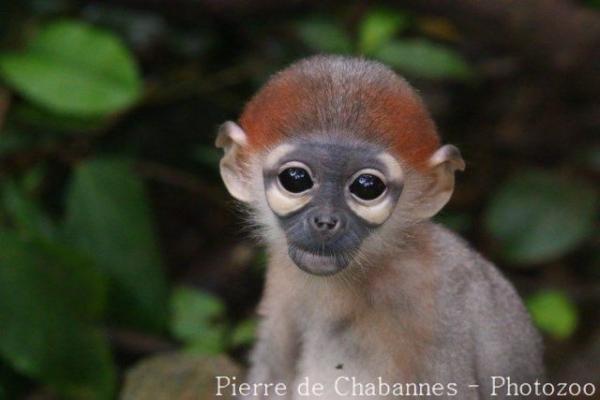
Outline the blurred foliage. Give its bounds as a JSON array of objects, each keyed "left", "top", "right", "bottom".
[
  {"left": 0, "top": 1, "right": 597, "bottom": 398},
  {"left": 171, "top": 286, "right": 256, "bottom": 355},
  {"left": 357, "top": 8, "right": 410, "bottom": 55},
  {"left": 230, "top": 318, "right": 258, "bottom": 348},
  {"left": 485, "top": 170, "right": 597, "bottom": 264},
  {"left": 295, "top": 9, "right": 473, "bottom": 79},
  {"left": 0, "top": 231, "right": 114, "bottom": 398},
  {"left": 0, "top": 20, "right": 141, "bottom": 116},
  {"left": 527, "top": 290, "right": 579, "bottom": 340},
  {"left": 170, "top": 286, "right": 227, "bottom": 354},
  {"left": 65, "top": 159, "right": 168, "bottom": 332},
  {"left": 373, "top": 39, "right": 473, "bottom": 80},
  {"left": 295, "top": 18, "right": 353, "bottom": 54}
]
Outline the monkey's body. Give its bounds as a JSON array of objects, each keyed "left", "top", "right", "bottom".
[
  {"left": 250, "top": 223, "right": 542, "bottom": 399},
  {"left": 215, "top": 56, "right": 543, "bottom": 399}
]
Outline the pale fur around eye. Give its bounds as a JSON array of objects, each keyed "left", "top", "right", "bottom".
[
  {"left": 346, "top": 195, "right": 395, "bottom": 225},
  {"left": 377, "top": 153, "right": 404, "bottom": 182},
  {"left": 265, "top": 182, "right": 312, "bottom": 216}
]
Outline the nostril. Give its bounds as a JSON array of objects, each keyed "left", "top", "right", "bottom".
[
  {"left": 312, "top": 215, "right": 339, "bottom": 231},
  {"left": 326, "top": 216, "right": 339, "bottom": 229}
]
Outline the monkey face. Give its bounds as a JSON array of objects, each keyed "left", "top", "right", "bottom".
[{"left": 262, "top": 136, "right": 404, "bottom": 276}]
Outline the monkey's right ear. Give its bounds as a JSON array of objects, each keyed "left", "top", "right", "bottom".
[
  {"left": 413, "top": 144, "right": 465, "bottom": 219},
  {"left": 215, "top": 121, "right": 253, "bottom": 203}
]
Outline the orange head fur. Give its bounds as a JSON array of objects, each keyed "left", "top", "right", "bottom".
[{"left": 239, "top": 56, "right": 440, "bottom": 170}]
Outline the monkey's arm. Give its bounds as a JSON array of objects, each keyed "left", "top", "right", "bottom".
[
  {"left": 245, "top": 284, "right": 300, "bottom": 399},
  {"left": 467, "top": 261, "right": 544, "bottom": 398},
  {"left": 248, "top": 309, "right": 299, "bottom": 383}
]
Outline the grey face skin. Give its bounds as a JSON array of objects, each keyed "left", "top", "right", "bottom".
[{"left": 263, "top": 137, "right": 404, "bottom": 276}]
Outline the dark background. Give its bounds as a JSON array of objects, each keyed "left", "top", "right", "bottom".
[{"left": 0, "top": 1, "right": 598, "bottom": 398}]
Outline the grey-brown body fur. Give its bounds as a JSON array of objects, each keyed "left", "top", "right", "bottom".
[{"left": 247, "top": 222, "right": 543, "bottom": 399}]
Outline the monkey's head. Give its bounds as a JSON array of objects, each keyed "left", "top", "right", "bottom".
[{"left": 216, "top": 56, "right": 464, "bottom": 276}]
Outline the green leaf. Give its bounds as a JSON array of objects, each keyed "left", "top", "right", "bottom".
[
  {"left": 170, "top": 287, "right": 227, "bottom": 355},
  {"left": 358, "top": 8, "right": 409, "bottom": 55},
  {"left": 13, "top": 103, "right": 107, "bottom": 133},
  {"left": 1, "top": 180, "right": 56, "bottom": 240},
  {"left": 0, "top": 20, "right": 141, "bottom": 116},
  {"left": 186, "top": 327, "right": 227, "bottom": 355},
  {"left": 374, "top": 38, "right": 473, "bottom": 80},
  {"left": 231, "top": 318, "right": 257, "bottom": 347},
  {"left": 64, "top": 158, "right": 168, "bottom": 331},
  {"left": 296, "top": 18, "right": 352, "bottom": 54},
  {"left": 485, "top": 170, "right": 598, "bottom": 264},
  {"left": 170, "top": 287, "right": 225, "bottom": 341},
  {"left": 0, "top": 231, "right": 113, "bottom": 399},
  {"left": 527, "top": 290, "right": 578, "bottom": 340}
]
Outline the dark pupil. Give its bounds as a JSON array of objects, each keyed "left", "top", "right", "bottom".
[
  {"left": 278, "top": 167, "right": 313, "bottom": 193},
  {"left": 350, "top": 174, "right": 386, "bottom": 200}
]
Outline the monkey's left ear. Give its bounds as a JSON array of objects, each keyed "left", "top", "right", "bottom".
[
  {"left": 414, "top": 144, "right": 465, "bottom": 219},
  {"left": 215, "top": 121, "right": 253, "bottom": 203}
]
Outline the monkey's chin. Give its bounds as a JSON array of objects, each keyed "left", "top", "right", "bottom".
[{"left": 288, "top": 246, "right": 351, "bottom": 276}]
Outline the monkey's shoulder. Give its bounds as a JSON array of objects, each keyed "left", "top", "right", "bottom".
[
  {"left": 425, "top": 223, "right": 534, "bottom": 319},
  {"left": 427, "top": 224, "right": 543, "bottom": 370},
  {"left": 427, "top": 223, "right": 507, "bottom": 286}
]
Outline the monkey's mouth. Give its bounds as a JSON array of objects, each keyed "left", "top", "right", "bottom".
[{"left": 288, "top": 245, "right": 353, "bottom": 276}]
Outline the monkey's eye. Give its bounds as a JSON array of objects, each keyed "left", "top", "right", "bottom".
[
  {"left": 278, "top": 167, "right": 313, "bottom": 193},
  {"left": 349, "top": 174, "right": 386, "bottom": 201}
]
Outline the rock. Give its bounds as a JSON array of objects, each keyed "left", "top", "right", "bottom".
[{"left": 121, "top": 352, "right": 243, "bottom": 400}]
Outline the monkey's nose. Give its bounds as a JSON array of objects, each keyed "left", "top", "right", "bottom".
[{"left": 309, "top": 213, "right": 341, "bottom": 236}]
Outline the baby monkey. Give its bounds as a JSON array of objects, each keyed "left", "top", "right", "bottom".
[{"left": 216, "top": 56, "right": 543, "bottom": 399}]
